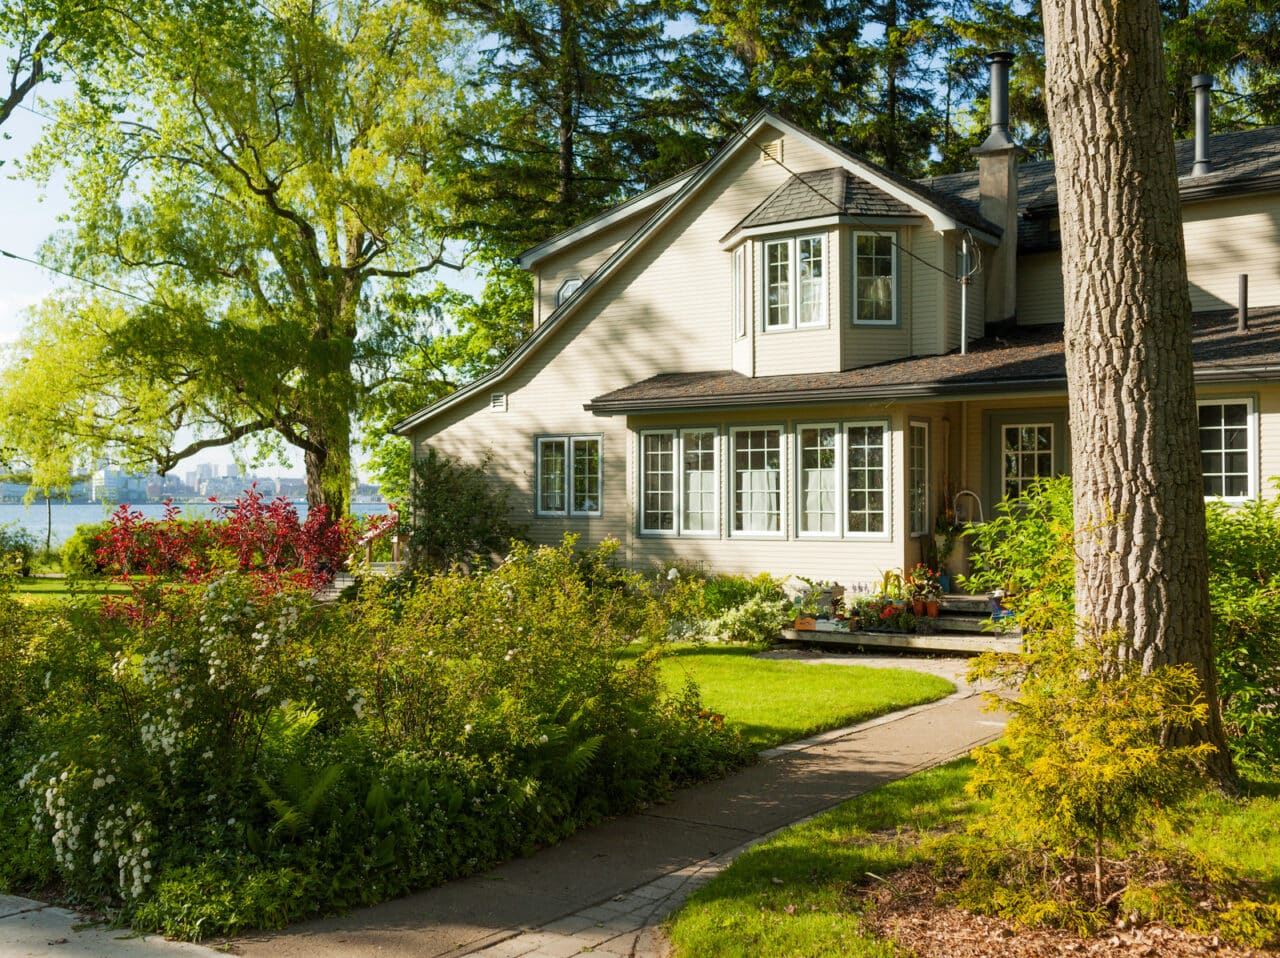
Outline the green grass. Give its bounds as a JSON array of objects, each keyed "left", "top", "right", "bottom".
[
  {"left": 666, "top": 761, "right": 1280, "bottom": 957},
  {"left": 13, "top": 576, "right": 133, "bottom": 598},
  {"left": 666, "top": 759, "right": 978, "bottom": 958},
  {"left": 651, "top": 645, "right": 955, "bottom": 751}
]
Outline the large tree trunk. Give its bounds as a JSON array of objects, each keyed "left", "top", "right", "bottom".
[{"left": 1042, "top": 0, "right": 1233, "bottom": 782}]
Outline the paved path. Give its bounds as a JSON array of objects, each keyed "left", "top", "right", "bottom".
[{"left": 1, "top": 653, "right": 1004, "bottom": 958}]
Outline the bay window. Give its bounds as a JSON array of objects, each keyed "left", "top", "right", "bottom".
[
  {"left": 732, "top": 427, "right": 783, "bottom": 535},
  {"left": 853, "top": 232, "right": 897, "bottom": 325},
  {"left": 763, "top": 234, "right": 826, "bottom": 331}
]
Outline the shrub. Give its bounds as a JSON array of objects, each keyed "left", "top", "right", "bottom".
[
  {"left": 966, "top": 625, "right": 1214, "bottom": 909},
  {"left": 405, "top": 447, "right": 521, "bottom": 571},
  {"left": 707, "top": 593, "right": 793, "bottom": 645},
  {"left": 965, "top": 475, "right": 1280, "bottom": 771},
  {"left": 700, "top": 572, "right": 786, "bottom": 617},
  {"left": 1, "top": 536, "right": 747, "bottom": 938},
  {"left": 0, "top": 523, "right": 35, "bottom": 576},
  {"left": 61, "top": 523, "right": 111, "bottom": 576}
]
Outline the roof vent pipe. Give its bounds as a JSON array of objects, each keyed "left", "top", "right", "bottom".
[
  {"left": 1192, "top": 74, "right": 1214, "bottom": 176},
  {"left": 977, "top": 51, "right": 1016, "bottom": 152},
  {"left": 1239, "top": 273, "right": 1249, "bottom": 332}
]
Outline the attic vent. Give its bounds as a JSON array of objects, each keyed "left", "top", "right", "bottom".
[
  {"left": 490, "top": 392, "right": 508, "bottom": 412},
  {"left": 760, "top": 140, "right": 784, "bottom": 165}
]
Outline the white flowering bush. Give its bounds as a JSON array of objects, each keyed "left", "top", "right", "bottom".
[
  {"left": 708, "top": 593, "right": 794, "bottom": 645},
  {"left": 1, "top": 537, "right": 748, "bottom": 940}
]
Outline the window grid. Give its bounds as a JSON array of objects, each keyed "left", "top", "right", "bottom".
[
  {"left": 1199, "top": 400, "right": 1253, "bottom": 499},
  {"left": 908, "top": 421, "right": 929, "bottom": 537},
  {"left": 853, "top": 232, "right": 896, "bottom": 326},
  {"left": 1001, "top": 424, "right": 1054, "bottom": 499},
  {"left": 764, "top": 240, "right": 791, "bottom": 329},
  {"left": 571, "top": 438, "right": 601, "bottom": 515},
  {"left": 681, "top": 429, "right": 718, "bottom": 533},
  {"left": 798, "top": 424, "right": 839, "bottom": 535},
  {"left": 536, "top": 435, "right": 602, "bottom": 516},
  {"left": 733, "top": 428, "right": 783, "bottom": 535},
  {"left": 847, "top": 423, "right": 888, "bottom": 535},
  {"left": 641, "top": 432, "right": 675, "bottom": 532}
]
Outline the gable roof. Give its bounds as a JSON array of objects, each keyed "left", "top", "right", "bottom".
[
  {"left": 584, "top": 307, "right": 1280, "bottom": 413},
  {"left": 919, "top": 125, "right": 1280, "bottom": 251},
  {"left": 394, "top": 110, "right": 1001, "bottom": 435}
]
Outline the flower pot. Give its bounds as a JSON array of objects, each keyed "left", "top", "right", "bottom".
[
  {"left": 912, "top": 599, "right": 925, "bottom": 616},
  {"left": 925, "top": 599, "right": 940, "bottom": 617},
  {"left": 794, "top": 616, "right": 817, "bottom": 631}
]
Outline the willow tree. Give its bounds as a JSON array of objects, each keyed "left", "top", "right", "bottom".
[
  {"left": 2, "top": 0, "right": 462, "bottom": 515},
  {"left": 1042, "top": 0, "right": 1233, "bottom": 780}
]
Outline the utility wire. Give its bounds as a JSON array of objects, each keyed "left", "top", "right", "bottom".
[
  {"left": 0, "top": 247, "right": 167, "bottom": 310},
  {"left": 683, "top": 90, "right": 984, "bottom": 283}
]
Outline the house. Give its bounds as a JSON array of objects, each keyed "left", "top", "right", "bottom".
[{"left": 394, "top": 55, "right": 1280, "bottom": 592}]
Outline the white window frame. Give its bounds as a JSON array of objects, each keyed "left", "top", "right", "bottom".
[
  {"left": 795, "top": 422, "right": 841, "bottom": 539},
  {"left": 908, "top": 420, "right": 930, "bottom": 537},
  {"left": 556, "top": 276, "right": 584, "bottom": 306},
  {"left": 1000, "top": 423, "right": 1055, "bottom": 500},
  {"left": 732, "top": 246, "right": 747, "bottom": 339},
  {"left": 1198, "top": 397, "right": 1258, "bottom": 501},
  {"left": 845, "top": 420, "right": 892, "bottom": 540},
  {"left": 761, "top": 233, "right": 827, "bottom": 332},
  {"left": 851, "top": 231, "right": 899, "bottom": 327},
  {"left": 639, "top": 428, "right": 719, "bottom": 537},
  {"left": 535, "top": 434, "right": 602, "bottom": 517},
  {"left": 730, "top": 426, "right": 786, "bottom": 538}
]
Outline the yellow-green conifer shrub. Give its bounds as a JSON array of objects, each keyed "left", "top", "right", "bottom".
[{"left": 958, "top": 625, "right": 1214, "bottom": 922}]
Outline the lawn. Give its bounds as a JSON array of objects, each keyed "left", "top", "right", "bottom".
[
  {"left": 665, "top": 760, "right": 1280, "bottom": 957},
  {"left": 13, "top": 575, "right": 133, "bottom": 598},
  {"left": 650, "top": 645, "right": 955, "bottom": 750}
]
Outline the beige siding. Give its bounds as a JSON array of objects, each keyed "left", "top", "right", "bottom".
[
  {"left": 752, "top": 226, "right": 842, "bottom": 375},
  {"left": 1017, "top": 251, "right": 1067, "bottom": 326},
  {"left": 1184, "top": 192, "right": 1280, "bottom": 312},
  {"left": 908, "top": 230, "right": 940, "bottom": 355},
  {"left": 534, "top": 215, "right": 642, "bottom": 327},
  {"left": 840, "top": 226, "right": 911, "bottom": 366},
  {"left": 944, "top": 235, "right": 989, "bottom": 347}
]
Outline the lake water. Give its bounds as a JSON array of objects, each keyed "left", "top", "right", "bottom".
[{"left": 0, "top": 500, "right": 393, "bottom": 547}]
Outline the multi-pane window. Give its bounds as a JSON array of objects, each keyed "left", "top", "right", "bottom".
[
  {"left": 732, "top": 246, "right": 746, "bottom": 339},
  {"left": 571, "top": 437, "right": 601, "bottom": 514},
  {"left": 763, "top": 235, "right": 826, "bottom": 331},
  {"left": 733, "top": 428, "right": 783, "bottom": 534},
  {"left": 537, "top": 435, "right": 601, "bottom": 516},
  {"left": 908, "top": 421, "right": 929, "bottom": 536},
  {"left": 682, "top": 430, "right": 718, "bottom": 532},
  {"left": 853, "top": 232, "right": 897, "bottom": 325},
  {"left": 1200, "top": 400, "right": 1254, "bottom": 499},
  {"left": 640, "top": 429, "right": 718, "bottom": 535},
  {"left": 798, "top": 425, "right": 838, "bottom": 534},
  {"left": 1001, "top": 424, "right": 1054, "bottom": 499},
  {"left": 847, "top": 423, "right": 888, "bottom": 534}
]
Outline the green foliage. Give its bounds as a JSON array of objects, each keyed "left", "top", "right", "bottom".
[
  {"left": 0, "top": 536, "right": 747, "bottom": 937},
  {"left": 60, "top": 523, "right": 110, "bottom": 576},
  {"left": 699, "top": 571, "right": 786, "bottom": 617},
  {"left": 707, "top": 593, "right": 793, "bottom": 646},
  {"left": 966, "top": 475, "right": 1280, "bottom": 772},
  {"left": 405, "top": 447, "right": 522, "bottom": 570},
  {"left": 0, "top": 523, "right": 35, "bottom": 576},
  {"left": 966, "top": 625, "right": 1215, "bottom": 908},
  {"left": 1205, "top": 487, "right": 1280, "bottom": 773}
]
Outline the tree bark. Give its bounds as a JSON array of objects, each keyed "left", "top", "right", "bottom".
[{"left": 1041, "top": 0, "right": 1233, "bottom": 782}]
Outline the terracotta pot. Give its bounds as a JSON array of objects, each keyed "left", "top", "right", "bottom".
[
  {"left": 925, "top": 599, "right": 940, "bottom": 617},
  {"left": 912, "top": 599, "right": 925, "bottom": 616},
  {"left": 794, "top": 616, "right": 817, "bottom": 631}
]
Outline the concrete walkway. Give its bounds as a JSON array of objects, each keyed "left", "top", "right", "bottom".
[{"left": 1, "top": 653, "right": 1004, "bottom": 958}]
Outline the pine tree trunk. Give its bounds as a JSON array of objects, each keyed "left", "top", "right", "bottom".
[{"left": 1041, "top": 0, "right": 1234, "bottom": 783}]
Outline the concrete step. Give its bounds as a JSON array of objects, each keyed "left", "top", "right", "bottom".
[
  {"left": 781, "top": 628, "right": 1022, "bottom": 655},
  {"left": 937, "top": 593, "right": 994, "bottom": 613}
]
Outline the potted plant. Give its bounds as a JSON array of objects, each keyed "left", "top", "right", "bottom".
[
  {"left": 906, "top": 563, "right": 941, "bottom": 616},
  {"left": 790, "top": 578, "right": 822, "bottom": 631}
]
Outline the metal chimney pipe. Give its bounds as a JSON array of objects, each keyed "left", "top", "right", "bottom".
[
  {"left": 978, "top": 51, "right": 1016, "bottom": 152},
  {"left": 1192, "top": 74, "right": 1214, "bottom": 176},
  {"left": 1239, "top": 273, "right": 1249, "bottom": 332}
]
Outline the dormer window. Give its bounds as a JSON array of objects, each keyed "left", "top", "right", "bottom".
[
  {"left": 852, "top": 232, "right": 897, "bottom": 326},
  {"left": 556, "top": 276, "right": 584, "bottom": 306},
  {"left": 762, "top": 234, "right": 826, "bottom": 331}
]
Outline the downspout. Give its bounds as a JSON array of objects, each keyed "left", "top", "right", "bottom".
[{"left": 960, "top": 245, "right": 968, "bottom": 354}]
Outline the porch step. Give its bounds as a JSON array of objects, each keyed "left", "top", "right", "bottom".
[
  {"left": 781, "top": 628, "right": 1022, "bottom": 655},
  {"left": 932, "top": 613, "right": 1016, "bottom": 634},
  {"left": 937, "top": 593, "right": 993, "bottom": 613}
]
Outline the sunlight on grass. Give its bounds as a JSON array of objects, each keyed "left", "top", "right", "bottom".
[
  {"left": 14, "top": 576, "right": 133, "bottom": 599},
  {"left": 652, "top": 645, "right": 954, "bottom": 751},
  {"left": 666, "top": 760, "right": 977, "bottom": 958}
]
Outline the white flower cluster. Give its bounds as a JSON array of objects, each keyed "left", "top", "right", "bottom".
[
  {"left": 346, "top": 686, "right": 367, "bottom": 720},
  {"left": 138, "top": 645, "right": 181, "bottom": 688},
  {"left": 299, "top": 655, "right": 319, "bottom": 683},
  {"left": 21, "top": 757, "right": 154, "bottom": 899},
  {"left": 138, "top": 711, "right": 180, "bottom": 757}
]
